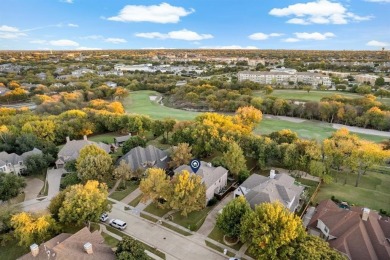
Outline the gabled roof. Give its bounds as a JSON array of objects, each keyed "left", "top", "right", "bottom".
[
  {"left": 58, "top": 139, "right": 110, "bottom": 162},
  {"left": 173, "top": 161, "right": 228, "bottom": 189},
  {"left": 18, "top": 227, "right": 115, "bottom": 260},
  {"left": 308, "top": 199, "right": 390, "bottom": 260},
  {"left": 0, "top": 148, "right": 42, "bottom": 166},
  {"left": 240, "top": 173, "right": 304, "bottom": 210},
  {"left": 120, "top": 145, "right": 169, "bottom": 171},
  {"left": 114, "top": 135, "right": 131, "bottom": 143}
]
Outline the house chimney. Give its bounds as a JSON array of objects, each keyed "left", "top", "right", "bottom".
[
  {"left": 66, "top": 136, "right": 70, "bottom": 143},
  {"left": 83, "top": 135, "right": 88, "bottom": 141},
  {"left": 270, "top": 169, "right": 276, "bottom": 179},
  {"left": 362, "top": 208, "right": 370, "bottom": 221},
  {"left": 30, "top": 243, "right": 39, "bottom": 257},
  {"left": 207, "top": 162, "right": 212, "bottom": 167},
  {"left": 84, "top": 242, "right": 93, "bottom": 254}
]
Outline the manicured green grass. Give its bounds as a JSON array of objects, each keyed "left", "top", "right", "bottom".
[
  {"left": 101, "top": 232, "right": 119, "bottom": 247},
  {"left": 144, "top": 203, "right": 171, "bottom": 217},
  {"left": 125, "top": 91, "right": 387, "bottom": 143},
  {"left": 0, "top": 236, "right": 29, "bottom": 260},
  {"left": 123, "top": 90, "right": 199, "bottom": 120},
  {"left": 254, "top": 118, "right": 387, "bottom": 142},
  {"left": 109, "top": 181, "right": 139, "bottom": 201},
  {"left": 9, "top": 192, "right": 25, "bottom": 204},
  {"left": 171, "top": 207, "right": 212, "bottom": 231},
  {"left": 128, "top": 194, "right": 143, "bottom": 207},
  {"left": 208, "top": 226, "right": 243, "bottom": 251},
  {"left": 161, "top": 222, "right": 192, "bottom": 236},
  {"left": 205, "top": 240, "right": 235, "bottom": 257},
  {"left": 88, "top": 132, "right": 120, "bottom": 144},
  {"left": 254, "top": 90, "right": 365, "bottom": 102},
  {"left": 315, "top": 171, "right": 390, "bottom": 212},
  {"left": 140, "top": 212, "right": 158, "bottom": 222},
  {"left": 90, "top": 223, "right": 100, "bottom": 232}
]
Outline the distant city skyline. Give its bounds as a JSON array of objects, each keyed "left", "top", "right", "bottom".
[{"left": 1, "top": 0, "right": 389, "bottom": 50}]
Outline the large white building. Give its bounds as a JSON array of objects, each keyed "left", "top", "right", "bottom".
[{"left": 238, "top": 70, "right": 332, "bottom": 87}]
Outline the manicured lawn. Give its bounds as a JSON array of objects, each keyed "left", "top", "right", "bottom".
[
  {"left": 315, "top": 171, "right": 390, "bottom": 212},
  {"left": 205, "top": 240, "right": 235, "bottom": 257},
  {"left": 109, "top": 181, "right": 139, "bottom": 201},
  {"left": 208, "top": 226, "right": 243, "bottom": 251},
  {"left": 140, "top": 212, "right": 158, "bottom": 222},
  {"left": 171, "top": 206, "right": 213, "bottom": 231},
  {"left": 126, "top": 91, "right": 386, "bottom": 143},
  {"left": 254, "top": 118, "right": 387, "bottom": 143},
  {"left": 88, "top": 132, "right": 120, "bottom": 144},
  {"left": 123, "top": 90, "right": 199, "bottom": 120},
  {"left": 128, "top": 194, "right": 143, "bottom": 207},
  {"left": 101, "top": 232, "right": 119, "bottom": 247},
  {"left": 9, "top": 192, "right": 25, "bottom": 204},
  {"left": 0, "top": 237, "right": 29, "bottom": 260},
  {"left": 144, "top": 203, "right": 171, "bottom": 217}
]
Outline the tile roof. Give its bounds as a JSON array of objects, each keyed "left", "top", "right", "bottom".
[
  {"left": 18, "top": 227, "right": 115, "bottom": 260},
  {"left": 173, "top": 161, "right": 228, "bottom": 189},
  {"left": 120, "top": 145, "right": 170, "bottom": 171},
  {"left": 308, "top": 199, "right": 390, "bottom": 260}
]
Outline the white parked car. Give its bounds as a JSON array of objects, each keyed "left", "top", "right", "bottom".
[
  {"left": 100, "top": 213, "right": 109, "bottom": 222},
  {"left": 109, "top": 219, "right": 127, "bottom": 230}
]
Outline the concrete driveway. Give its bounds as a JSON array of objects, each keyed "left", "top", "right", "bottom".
[
  {"left": 23, "top": 178, "right": 44, "bottom": 201},
  {"left": 47, "top": 168, "right": 66, "bottom": 199}
]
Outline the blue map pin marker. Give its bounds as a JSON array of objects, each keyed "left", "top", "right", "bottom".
[{"left": 189, "top": 159, "right": 201, "bottom": 173}]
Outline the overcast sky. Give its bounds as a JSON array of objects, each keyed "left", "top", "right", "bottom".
[{"left": 0, "top": 0, "right": 389, "bottom": 50}]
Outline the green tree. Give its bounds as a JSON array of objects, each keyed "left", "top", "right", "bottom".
[
  {"left": 303, "top": 86, "right": 312, "bottom": 93},
  {"left": 168, "top": 170, "right": 206, "bottom": 216},
  {"left": 240, "top": 202, "right": 305, "bottom": 260},
  {"left": 115, "top": 237, "right": 148, "bottom": 260},
  {"left": 169, "top": 143, "right": 193, "bottom": 169},
  {"left": 0, "top": 173, "right": 26, "bottom": 201},
  {"left": 221, "top": 142, "right": 247, "bottom": 177},
  {"left": 24, "top": 154, "right": 48, "bottom": 175},
  {"left": 57, "top": 180, "right": 111, "bottom": 225},
  {"left": 11, "top": 212, "right": 58, "bottom": 247},
  {"left": 216, "top": 196, "right": 251, "bottom": 239},
  {"left": 122, "top": 136, "right": 146, "bottom": 154},
  {"left": 375, "top": 76, "right": 385, "bottom": 87},
  {"left": 139, "top": 168, "right": 170, "bottom": 205},
  {"left": 264, "top": 85, "right": 273, "bottom": 95},
  {"left": 114, "top": 160, "right": 133, "bottom": 188},
  {"left": 76, "top": 144, "right": 112, "bottom": 182}
]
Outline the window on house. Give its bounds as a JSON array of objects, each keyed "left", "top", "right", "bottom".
[{"left": 19, "top": 161, "right": 23, "bottom": 166}]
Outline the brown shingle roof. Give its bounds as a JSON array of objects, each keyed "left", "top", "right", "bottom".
[
  {"left": 18, "top": 227, "right": 115, "bottom": 260},
  {"left": 308, "top": 199, "right": 390, "bottom": 260}
]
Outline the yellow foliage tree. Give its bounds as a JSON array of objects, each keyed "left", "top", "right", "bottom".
[
  {"left": 139, "top": 168, "right": 170, "bottom": 204},
  {"left": 11, "top": 212, "right": 58, "bottom": 246}
]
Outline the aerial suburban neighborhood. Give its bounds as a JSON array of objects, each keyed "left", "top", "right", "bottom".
[{"left": 1, "top": 1, "right": 390, "bottom": 260}]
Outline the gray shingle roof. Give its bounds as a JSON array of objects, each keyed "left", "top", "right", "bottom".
[
  {"left": 57, "top": 139, "right": 110, "bottom": 163},
  {"left": 0, "top": 148, "right": 42, "bottom": 167},
  {"left": 173, "top": 161, "right": 228, "bottom": 189},
  {"left": 120, "top": 145, "right": 169, "bottom": 171},
  {"left": 114, "top": 135, "right": 131, "bottom": 143},
  {"left": 242, "top": 173, "right": 304, "bottom": 210}
]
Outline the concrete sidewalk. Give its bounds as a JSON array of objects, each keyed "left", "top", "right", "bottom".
[
  {"left": 197, "top": 193, "right": 233, "bottom": 236},
  {"left": 23, "top": 178, "right": 44, "bottom": 201},
  {"left": 121, "top": 187, "right": 141, "bottom": 204}
]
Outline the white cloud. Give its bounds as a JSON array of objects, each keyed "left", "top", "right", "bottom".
[
  {"left": 108, "top": 3, "right": 194, "bottom": 23},
  {"left": 283, "top": 38, "right": 300, "bottom": 42},
  {"left": 365, "top": 0, "right": 390, "bottom": 2},
  {"left": 0, "top": 25, "right": 26, "bottom": 39},
  {"left": 76, "top": 46, "right": 102, "bottom": 50},
  {"left": 200, "top": 45, "right": 258, "bottom": 49},
  {"left": 60, "top": 0, "right": 73, "bottom": 3},
  {"left": 366, "top": 40, "right": 389, "bottom": 47},
  {"left": 294, "top": 32, "right": 335, "bottom": 40},
  {"left": 269, "top": 0, "right": 372, "bottom": 25},
  {"left": 135, "top": 29, "right": 213, "bottom": 41},
  {"left": 248, "top": 32, "right": 283, "bottom": 40},
  {"left": 104, "top": 38, "right": 127, "bottom": 44},
  {"left": 49, "top": 39, "right": 79, "bottom": 47},
  {"left": 68, "top": 23, "right": 78, "bottom": 27},
  {"left": 0, "top": 25, "right": 19, "bottom": 32}
]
